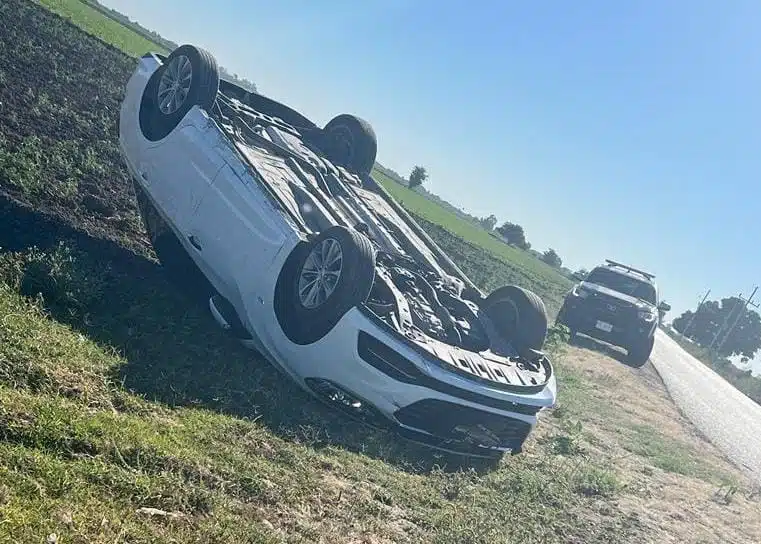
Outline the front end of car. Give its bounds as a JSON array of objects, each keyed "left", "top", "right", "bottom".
[
  {"left": 258, "top": 303, "right": 557, "bottom": 458},
  {"left": 558, "top": 282, "right": 658, "bottom": 348}
]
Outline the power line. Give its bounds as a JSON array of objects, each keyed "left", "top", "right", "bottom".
[
  {"left": 715, "top": 286, "right": 759, "bottom": 355},
  {"left": 682, "top": 288, "right": 711, "bottom": 339},
  {"left": 708, "top": 292, "right": 743, "bottom": 350}
]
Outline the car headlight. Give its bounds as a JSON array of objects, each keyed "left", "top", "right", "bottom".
[
  {"left": 571, "top": 285, "right": 589, "bottom": 298},
  {"left": 638, "top": 309, "right": 657, "bottom": 321}
]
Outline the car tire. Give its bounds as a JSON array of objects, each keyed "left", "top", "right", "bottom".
[
  {"left": 322, "top": 114, "right": 377, "bottom": 178},
  {"left": 483, "top": 285, "right": 548, "bottom": 357},
  {"left": 139, "top": 44, "right": 220, "bottom": 141},
  {"left": 274, "top": 226, "right": 376, "bottom": 345},
  {"left": 627, "top": 335, "right": 654, "bottom": 367},
  {"left": 133, "top": 183, "right": 214, "bottom": 304}
]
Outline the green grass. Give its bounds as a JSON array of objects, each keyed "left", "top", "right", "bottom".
[
  {"left": 373, "top": 169, "right": 567, "bottom": 280},
  {"left": 35, "top": 0, "right": 167, "bottom": 57},
  {"left": 0, "top": 242, "right": 638, "bottom": 543},
  {"left": 0, "top": 1, "right": 753, "bottom": 541},
  {"left": 371, "top": 167, "right": 573, "bottom": 313},
  {"left": 619, "top": 423, "right": 730, "bottom": 482}
]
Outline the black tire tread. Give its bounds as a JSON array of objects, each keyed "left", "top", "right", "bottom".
[
  {"left": 484, "top": 285, "right": 548, "bottom": 355},
  {"left": 274, "top": 226, "right": 376, "bottom": 345},
  {"left": 323, "top": 114, "right": 378, "bottom": 178},
  {"left": 139, "top": 44, "right": 220, "bottom": 141},
  {"left": 627, "top": 335, "right": 654, "bottom": 367}
]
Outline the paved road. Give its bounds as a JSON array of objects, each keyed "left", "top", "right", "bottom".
[{"left": 650, "top": 330, "right": 761, "bottom": 483}]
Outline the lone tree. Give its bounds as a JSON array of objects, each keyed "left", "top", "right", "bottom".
[
  {"left": 479, "top": 214, "right": 498, "bottom": 231},
  {"left": 574, "top": 268, "right": 589, "bottom": 279},
  {"left": 541, "top": 248, "right": 562, "bottom": 269},
  {"left": 408, "top": 166, "right": 428, "bottom": 188},
  {"left": 658, "top": 300, "right": 670, "bottom": 324},
  {"left": 672, "top": 297, "right": 761, "bottom": 359},
  {"left": 495, "top": 221, "right": 530, "bottom": 250}
]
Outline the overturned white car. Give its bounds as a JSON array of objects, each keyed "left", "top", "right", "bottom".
[{"left": 118, "top": 44, "right": 557, "bottom": 460}]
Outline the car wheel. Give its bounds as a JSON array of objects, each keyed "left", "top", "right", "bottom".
[
  {"left": 322, "top": 114, "right": 377, "bottom": 178},
  {"left": 133, "top": 183, "right": 214, "bottom": 304},
  {"left": 139, "top": 44, "right": 220, "bottom": 141},
  {"left": 483, "top": 285, "right": 548, "bottom": 357},
  {"left": 274, "top": 226, "right": 376, "bottom": 345},
  {"left": 627, "top": 335, "right": 654, "bottom": 367}
]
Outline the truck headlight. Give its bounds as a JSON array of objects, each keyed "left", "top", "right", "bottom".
[
  {"left": 638, "top": 309, "right": 656, "bottom": 322},
  {"left": 571, "top": 285, "right": 589, "bottom": 298}
]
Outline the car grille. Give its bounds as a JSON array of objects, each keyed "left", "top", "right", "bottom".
[
  {"left": 394, "top": 399, "right": 532, "bottom": 447},
  {"left": 357, "top": 331, "right": 543, "bottom": 416}
]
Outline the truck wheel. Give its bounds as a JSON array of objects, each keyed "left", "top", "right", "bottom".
[
  {"left": 140, "top": 44, "right": 220, "bottom": 141},
  {"left": 322, "top": 114, "right": 377, "bottom": 177},
  {"left": 274, "top": 226, "right": 376, "bottom": 345},
  {"left": 483, "top": 285, "right": 548, "bottom": 357},
  {"left": 627, "top": 335, "right": 655, "bottom": 367}
]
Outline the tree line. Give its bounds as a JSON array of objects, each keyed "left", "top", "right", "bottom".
[
  {"left": 88, "top": 0, "right": 257, "bottom": 93},
  {"left": 405, "top": 166, "right": 566, "bottom": 270},
  {"left": 671, "top": 296, "right": 761, "bottom": 361}
]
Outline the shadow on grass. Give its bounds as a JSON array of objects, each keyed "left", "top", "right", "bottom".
[
  {"left": 568, "top": 333, "right": 646, "bottom": 368},
  {"left": 0, "top": 194, "right": 494, "bottom": 474}
]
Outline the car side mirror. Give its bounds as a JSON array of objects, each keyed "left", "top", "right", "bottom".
[
  {"left": 572, "top": 273, "right": 585, "bottom": 281},
  {"left": 658, "top": 302, "right": 671, "bottom": 312}
]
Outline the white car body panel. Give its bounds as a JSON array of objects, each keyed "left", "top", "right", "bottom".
[{"left": 119, "top": 50, "right": 557, "bottom": 456}]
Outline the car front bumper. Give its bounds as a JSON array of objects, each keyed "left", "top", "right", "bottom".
[{"left": 256, "top": 306, "right": 558, "bottom": 457}]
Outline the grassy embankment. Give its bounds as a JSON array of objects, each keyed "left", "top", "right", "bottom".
[{"left": 0, "top": 1, "right": 757, "bottom": 542}]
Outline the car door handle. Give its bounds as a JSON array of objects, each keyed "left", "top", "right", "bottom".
[{"left": 188, "top": 235, "right": 202, "bottom": 251}]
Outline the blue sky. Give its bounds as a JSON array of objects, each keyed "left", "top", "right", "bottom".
[{"left": 104, "top": 0, "right": 759, "bottom": 323}]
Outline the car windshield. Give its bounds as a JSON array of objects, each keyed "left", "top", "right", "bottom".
[{"left": 585, "top": 268, "right": 656, "bottom": 304}]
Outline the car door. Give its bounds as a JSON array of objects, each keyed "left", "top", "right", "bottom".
[
  {"left": 186, "top": 160, "right": 289, "bottom": 305},
  {"left": 139, "top": 111, "right": 226, "bottom": 235}
]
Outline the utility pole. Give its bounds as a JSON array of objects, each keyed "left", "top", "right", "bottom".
[
  {"left": 716, "top": 286, "right": 759, "bottom": 355},
  {"left": 709, "top": 292, "right": 745, "bottom": 350},
  {"left": 682, "top": 288, "right": 711, "bottom": 339}
]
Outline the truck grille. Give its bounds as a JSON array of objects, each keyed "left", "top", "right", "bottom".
[{"left": 584, "top": 292, "right": 636, "bottom": 326}]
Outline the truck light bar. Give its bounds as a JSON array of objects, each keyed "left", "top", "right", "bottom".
[{"left": 604, "top": 259, "right": 655, "bottom": 280}]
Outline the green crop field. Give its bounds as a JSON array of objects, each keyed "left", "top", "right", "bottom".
[
  {"left": 36, "top": 0, "right": 167, "bottom": 57},
  {"left": 371, "top": 168, "right": 573, "bottom": 311},
  {"left": 40, "top": 0, "right": 573, "bottom": 312},
  {"left": 0, "top": 1, "right": 757, "bottom": 542}
]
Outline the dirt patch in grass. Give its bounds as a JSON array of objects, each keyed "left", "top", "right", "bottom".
[{"left": 544, "top": 338, "right": 761, "bottom": 544}]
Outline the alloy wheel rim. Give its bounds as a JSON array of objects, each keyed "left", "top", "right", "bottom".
[
  {"left": 297, "top": 238, "right": 343, "bottom": 308},
  {"left": 157, "top": 54, "right": 193, "bottom": 114}
]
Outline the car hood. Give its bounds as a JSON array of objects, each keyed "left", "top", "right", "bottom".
[{"left": 580, "top": 281, "right": 655, "bottom": 310}]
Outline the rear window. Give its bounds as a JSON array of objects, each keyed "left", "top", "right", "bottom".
[{"left": 585, "top": 268, "right": 656, "bottom": 304}]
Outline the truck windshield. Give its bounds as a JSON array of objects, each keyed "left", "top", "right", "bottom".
[{"left": 585, "top": 268, "right": 657, "bottom": 304}]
